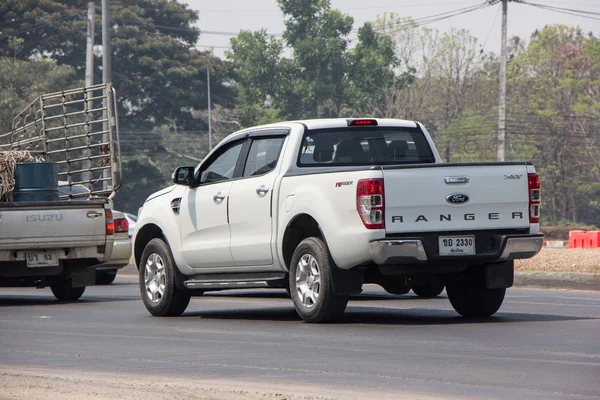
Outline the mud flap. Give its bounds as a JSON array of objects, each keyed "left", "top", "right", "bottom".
[
  {"left": 70, "top": 268, "right": 96, "bottom": 288},
  {"left": 331, "top": 265, "right": 363, "bottom": 295},
  {"left": 484, "top": 260, "right": 514, "bottom": 289}
]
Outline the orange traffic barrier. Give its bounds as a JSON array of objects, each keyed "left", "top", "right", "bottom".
[
  {"left": 586, "top": 231, "right": 600, "bottom": 248},
  {"left": 569, "top": 231, "right": 600, "bottom": 248}
]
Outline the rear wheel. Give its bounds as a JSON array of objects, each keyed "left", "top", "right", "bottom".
[
  {"left": 412, "top": 280, "right": 444, "bottom": 298},
  {"left": 51, "top": 281, "right": 86, "bottom": 301},
  {"left": 289, "top": 237, "right": 348, "bottom": 323},
  {"left": 96, "top": 269, "right": 118, "bottom": 285},
  {"left": 140, "top": 238, "right": 191, "bottom": 316},
  {"left": 446, "top": 278, "right": 505, "bottom": 318}
]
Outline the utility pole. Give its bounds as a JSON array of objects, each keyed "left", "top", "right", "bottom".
[
  {"left": 497, "top": 0, "right": 508, "bottom": 161},
  {"left": 207, "top": 63, "right": 212, "bottom": 152},
  {"left": 101, "top": 0, "right": 112, "bottom": 190},
  {"left": 83, "top": 1, "right": 95, "bottom": 185},
  {"left": 85, "top": 2, "right": 95, "bottom": 90}
]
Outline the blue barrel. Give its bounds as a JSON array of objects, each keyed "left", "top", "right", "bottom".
[{"left": 14, "top": 162, "right": 59, "bottom": 201}]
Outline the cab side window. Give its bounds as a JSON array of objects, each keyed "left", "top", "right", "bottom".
[
  {"left": 243, "top": 137, "right": 285, "bottom": 177},
  {"left": 200, "top": 141, "right": 244, "bottom": 183}
]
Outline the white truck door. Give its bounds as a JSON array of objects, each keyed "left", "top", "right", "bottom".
[
  {"left": 228, "top": 136, "right": 285, "bottom": 266},
  {"left": 179, "top": 141, "right": 244, "bottom": 269}
]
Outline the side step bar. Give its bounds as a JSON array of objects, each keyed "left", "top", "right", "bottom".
[{"left": 183, "top": 272, "right": 286, "bottom": 290}]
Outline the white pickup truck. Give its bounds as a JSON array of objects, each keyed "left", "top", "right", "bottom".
[
  {"left": 134, "top": 118, "right": 543, "bottom": 322},
  {"left": 0, "top": 84, "right": 121, "bottom": 300}
]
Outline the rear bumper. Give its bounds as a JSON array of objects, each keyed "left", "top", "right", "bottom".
[
  {"left": 369, "top": 234, "right": 544, "bottom": 265},
  {"left": 96, "top": 237, "right": 131, "bottom": 270}
]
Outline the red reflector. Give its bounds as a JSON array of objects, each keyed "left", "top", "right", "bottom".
[
  {"left": 105, "top": 209, "right": 114, "bottom": 236},
  {"left": 348, "top": 119, "right": 378, "bottom": 126},
  {"left": 114, "top": 218, "right": 129, "bottom": 233}
]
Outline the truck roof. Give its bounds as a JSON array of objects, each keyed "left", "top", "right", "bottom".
[
  {"left": 215, "top": 118, "right": 422, "bottom": 155},
  {"left": 244, "top": 118, "right": 418, "bottom": 132}
]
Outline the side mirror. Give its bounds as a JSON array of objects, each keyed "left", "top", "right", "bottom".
[{"left": 172, "top": 166, "right": 195, "bottom": 186}]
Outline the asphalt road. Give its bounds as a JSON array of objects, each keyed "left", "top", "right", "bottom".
[{"left": 1, "top": 275, "right": 599, "bottom": 400}]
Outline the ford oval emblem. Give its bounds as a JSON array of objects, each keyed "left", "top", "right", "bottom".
[{"left": 446, "top": 193, "right": 469, "bottom": 204}]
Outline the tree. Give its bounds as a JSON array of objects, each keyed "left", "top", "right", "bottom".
[
  {"left": 227, "top": 1, "right": 407, "bottom": 122},
  {"left": 0, "top": 0, "right": 236, "bottom": 130},
  {"left": 347, "top": 22, "right": 409, "bottom": 117},
  {"left": 278, "top": 0, "right": 353, "bottom": 118},
  {"left": 0, "top": 57, "right": 77, "bottom": 132},
  {"left": 509, "top": 25, "right": 600, "bottom": 224},
  {"left": 227, "top": 30, "right": 286, "bottom": 126}
]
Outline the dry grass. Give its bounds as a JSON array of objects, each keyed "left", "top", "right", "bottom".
[{"left": 516, "top": 247, "right": 600, "bottom": 274}]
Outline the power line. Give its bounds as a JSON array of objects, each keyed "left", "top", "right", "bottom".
[
  {"left": 196, "top": 2, "right": 478, "bottom": 13},
  {"left": 520, "top": 1, "right": 600, "bottom": 20},
  {"left": 481, "top": 3, "right": 501, "bottom": 51},
  {"left": 0, "top": 13, "right": 84, "bottom": 39},
  {"left": 365, "top": 2, "right": 491, "bottom": 33}
]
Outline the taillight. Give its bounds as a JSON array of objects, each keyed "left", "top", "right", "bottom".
[
  {"left": 356, "top": 178, "right": 385, "bottom": 229},
  {"left": 528, "top": 173, "right": 540, "bottom": 223},
  {"left": 114, "top": 217, "right": 129, "bottom": 233},
  {"left": 106, "top": 209, "right": 114, "bottom": 235}
]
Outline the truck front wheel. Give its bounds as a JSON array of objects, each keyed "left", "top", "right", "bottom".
[
  {"left": 51, "top": 281, "right": 85, "bottom": 301},
  {"left": 446, "top": 278, "right": 505, "bottom": 318},
  {"left": 289, "top": 237, "right": 348, "bottom": 323},
  {"left": 412, "top": 280, "right": 445, "bottom": 298},
  {"left": 140, "top": 238, "right": 191, "bottom": 316}
]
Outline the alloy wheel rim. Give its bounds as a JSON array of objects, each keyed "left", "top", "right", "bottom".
[
  {"left": 295, "top": 254, "right": 321, "bottom": 308},
  {"left": 144, "top": 253, "right": 166, "bottom": 303}
]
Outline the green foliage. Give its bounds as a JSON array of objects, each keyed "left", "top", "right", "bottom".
[
  {"left": 0, "top": 57, "right": 78, "bottom": 132},
  {"left": 228, "top": 0, "right": 407, "bottom": 122},
  {"left": 113, "top": 159, "right": 167, "bottom": 214},
  {"left": 0, "top": 0, "right": 236, "bottom": 130},
  {"left": 508, "top": 25, "right": 600, "bottom": 224}
]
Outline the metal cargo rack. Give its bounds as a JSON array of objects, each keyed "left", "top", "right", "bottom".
[{"left": 0, "top": 83, "right": 122, "bottom": 199}]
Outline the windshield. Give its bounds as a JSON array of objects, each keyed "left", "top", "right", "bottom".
[{"left": 298, "top": 127, "right": 435, "bottom": 166}]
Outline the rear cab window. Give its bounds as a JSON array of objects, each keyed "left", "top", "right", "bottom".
[{"left": 297, "top": 127, "right": 435, "bottom": 167}]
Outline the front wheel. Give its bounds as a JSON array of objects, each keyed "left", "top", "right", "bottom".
[
  {"left": 140, "top": 238, "right": 191, "bottom": 316},
  {"left": 289, "top": 237, "right": 348, "bottom": 323},
  {"left": 446, "top": 278, "right": 505, "bottom": 318},
  {"left": 51, "top": 281, "right": 86, "bottom": 301},
  {"left": 412, "top": 280, "right": 444, "bottom": 298}
]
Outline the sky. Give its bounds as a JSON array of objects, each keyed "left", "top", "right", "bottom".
[{"left": 183, "top": 0, "right": 600, "bottom": 59}]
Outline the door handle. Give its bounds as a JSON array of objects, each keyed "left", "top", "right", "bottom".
[
  {"left": 86, "top": 211, "right": 102, "bottom": 218},
  {"left": 256, "top": 185, "right": 269, "bottom": 196},
  {"left": 213, "top": 192, "right": 226, "bottom": 203}
]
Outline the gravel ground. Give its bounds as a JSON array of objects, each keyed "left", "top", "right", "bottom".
[
  {"left": 515, "top": 247, "right": 600, "bottom": 274},
  {"left": 0, "top": 371, "right": 331, "bottom": 400},
  {"left": 0, "top": 370, "right": 453, "bottom": 400}
]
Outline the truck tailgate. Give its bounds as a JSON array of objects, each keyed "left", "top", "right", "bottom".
[
  {"left": 383, "top": 163, "right": 531, "bottom": 234},
  {"left": 0, "top": 200, "right": 108, "bottom": 249}
]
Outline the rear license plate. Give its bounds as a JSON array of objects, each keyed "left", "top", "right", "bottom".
[
  {"left": 26, "top": 252, "right": 59, "bottom": 267},
  {"left": 438, "top": 236, "right": 475, "bottom": 256}
]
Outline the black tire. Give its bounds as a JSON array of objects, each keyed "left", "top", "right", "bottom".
[
  {"left": 139, "top": 238, "right": 191, "bottom": 317},
  {"left": 381, "top": 278, "right": 410, "bottom": 295},
  {"left": 412, "top": 280, "right": 445, "bottom": 298},
  {"left": 51, "top": 281, "right": 86, "bottom": 301},
  {"left": 96, "top": 269, "right": 118, "bottom": 285},
  {"left": 446, "top": 278, "right": 506, "bottom": 318},
  {"left": 289, "top": 237, "right": 348, "bottom": 323}
]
